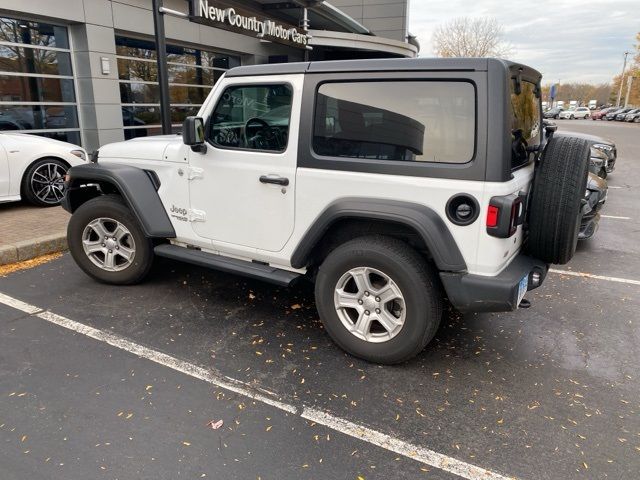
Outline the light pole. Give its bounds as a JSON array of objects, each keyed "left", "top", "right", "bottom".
[
  {"left": 624, "top": 76, "right": 637, "bottom": 108},
  {"left": 152, "top": 0, "right": 172, "bottom": 135},
  {"left": 151, "top": 1, "right": 190, "bottom": 135},
  {"left": 616, "top": 51, "right": 630, "bottom": 107}
]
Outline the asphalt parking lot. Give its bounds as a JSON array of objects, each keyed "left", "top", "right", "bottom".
[{"left": 1, "top": 121, "right": 639, "bottom": 480}]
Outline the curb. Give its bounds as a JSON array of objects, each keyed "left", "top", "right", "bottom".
[{"left": 0, "top": 232, "right": 68, "bottom": 266}]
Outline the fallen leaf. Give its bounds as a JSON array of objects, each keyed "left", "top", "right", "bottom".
[{"left": 206, "top": 419, "right": 224, "bottom": 430}]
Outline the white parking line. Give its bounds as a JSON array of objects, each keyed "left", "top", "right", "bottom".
[
  {"left": 550, "top": 269, "right": 640, "bottom": 286},
  {"left": 0, "top": 293, "right": 515, "bottom": 480},
  {"left": 0, "top": 293, "right": 43, "bottom": 314},
  {"left": 601, "top": 215, "right": 631, "bottom": 220}
]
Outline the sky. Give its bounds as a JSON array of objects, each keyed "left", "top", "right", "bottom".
[{"left": 409, "top": 0, "right": 638, "bottom": 85}]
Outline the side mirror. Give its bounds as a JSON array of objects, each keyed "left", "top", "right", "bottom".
[{"left": 183, "top": 116, "right": 207, "bottom": 153}]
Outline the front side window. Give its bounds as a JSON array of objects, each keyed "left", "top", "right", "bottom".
[
  {"left": 313, "top": 81, "right": 475, "bottom": 163},
  {"left": 510, "top": 79, "right": 541, "bottom": 169},
  {"left": 209, "top": 84, "right": 293, "bottom": 152}
]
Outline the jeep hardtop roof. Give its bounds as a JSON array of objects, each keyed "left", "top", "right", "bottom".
[{"left": 225, "top": 57, "right": 541, "bottom": 79}]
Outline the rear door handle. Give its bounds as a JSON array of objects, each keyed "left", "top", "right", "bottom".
[{"left": 259, "top": 175, "right": 289, "bottom": 186}]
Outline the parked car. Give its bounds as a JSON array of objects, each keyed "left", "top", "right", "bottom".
[
  {"left": 625, "top": 109, "right": 640, "bottom": 123},
  {"left": 0, "top": 133, "right": 88, "bottom": 207},
  {"left": 580, "top": 173, "right": 607, "bottom": 240},
  {"left": 62, "top": 58, "right": 593, "bottom": 364},
  {"left": 559, "top": 107, "right": 590, "bottom": 120},
  {"left": 553, "top": 127, "right": 617, "bottom": 174},
  {"left": 614, "top": 108, "right": 638, "bottom": 122},
  {"left": 591, "top": 107, "right": 615, "bottom": 120},
  {"left": 543, "top": 107, "right": 564, "bottom": 119},
  {"left": 605, "top": 108, "right": 631, "bottom": 120}
]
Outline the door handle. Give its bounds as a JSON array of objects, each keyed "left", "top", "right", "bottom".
[{"left": 259, "top": 175, "right": 289, "bottom": 186}]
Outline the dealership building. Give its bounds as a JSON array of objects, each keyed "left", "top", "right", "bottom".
[{"left": 0, "top": 0, "right": 417, "bottom": 151}]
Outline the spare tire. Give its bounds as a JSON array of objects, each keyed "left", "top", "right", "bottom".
[{"left": 526, "top": 135, "right": 590, "bottom": 265}]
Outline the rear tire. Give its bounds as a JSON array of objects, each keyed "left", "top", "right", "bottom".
[
  {"left": 68, "top": 195, "right": 154, "bottom": 285},
  {"left": 526, "top": 136, "right": 590, "bottom": 265},
  {"left": 314, "top": 236, "right": 442, "bottom": 364}
]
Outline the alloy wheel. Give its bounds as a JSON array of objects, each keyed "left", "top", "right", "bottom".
[
  {"left": 82, "top": 218, "right": 136, "bottom": 272},
  {"left": 334, "top": 266, "right": 406, "bottom": 343},
  {"left": 30, "top": 162, "right": 67, "bottom": 204}
]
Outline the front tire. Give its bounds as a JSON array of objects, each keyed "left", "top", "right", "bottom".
[
  {"left": 314, "top": 236, "right": 442, "bottom": 364},
  {"left": 22, "top": 158, "right": 69, "bottom": 207},
  {"left": 67, "top": 195, "right": 154, "bottom": 285}
]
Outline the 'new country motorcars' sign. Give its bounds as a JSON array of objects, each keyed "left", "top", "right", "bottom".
[{"left": 189, "top": 0, "right": 310, "bottom": 48}]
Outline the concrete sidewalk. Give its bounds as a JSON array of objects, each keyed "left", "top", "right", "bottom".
[{"left": 0, "top": 202, "right": 69, "bottom": 265}]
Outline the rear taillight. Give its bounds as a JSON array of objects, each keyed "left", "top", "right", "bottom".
[
  {"left": 486, "top": 194, "right": 524, "bottom": 238},
  {"left": 486, "top": 205, "right": 499, "bottom": 228}
]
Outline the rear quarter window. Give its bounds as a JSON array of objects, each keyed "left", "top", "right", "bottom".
[
  {"left": 313, "top": 81, "right": 475, "bottom": 164},
  {"left": 510, "top": 80, "right": 541, "bottom": 169}
]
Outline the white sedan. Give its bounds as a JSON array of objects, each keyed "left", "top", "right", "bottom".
[
  {"left": 0, "top": 133, "right": 88, "bottom": 207},
  {"left": 559, "top": 107, "right": 591, "bottom": 120}
]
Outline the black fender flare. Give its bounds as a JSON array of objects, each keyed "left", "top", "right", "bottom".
[
  {"left": 62, "top": 162, "right": 175, "bottom": 238},
  {"left": 290, "top": 198, "right": 467, "bottom": 272}
]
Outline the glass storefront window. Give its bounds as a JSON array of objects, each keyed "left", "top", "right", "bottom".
[
  {"left": 0, "top": 75, "right": 76, "bottom": 103},
  {"left": 0, "top": 46, "right": 73, "bottom": 76},
  {"left": 119, "top": 83, "right": 211, "bottom": 105},
  {"left": 0, "top": 16, "right": 79, "bottom": 144},
  {"left": 122, "top": 105, "right": 200, "bottom": 127},
  {"left": 116, "top": 35, "right": 239, "bottom": 138},
  {"left": 117, "top": 58, "right": 227, "bottom": 86},
  {"left": 0, "top": 104, "right": 78, "bottom": 130},
  {"left": 0, "top": 16, "right": 69, "bottom": 49}
]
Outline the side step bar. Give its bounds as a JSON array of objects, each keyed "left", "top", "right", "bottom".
[{"left": 154, "top": 244, "right": 301, "bottom": 287}]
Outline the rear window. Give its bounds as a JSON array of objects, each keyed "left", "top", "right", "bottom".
[
  {"left": 510, "top": 80, "right": 541, "bottom": 169},
  {"left": 313, "top": 81, "right": 475, "bottom": 164}
]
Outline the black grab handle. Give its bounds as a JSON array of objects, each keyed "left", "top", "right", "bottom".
[{"left": 259, "top": 175, "right": 289, "bottom": 186}]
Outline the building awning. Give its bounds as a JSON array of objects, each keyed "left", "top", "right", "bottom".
[
  {"left": 309, "top": 29, "right": 418, "bottom": 58},
  {"left": 249, "top": 1, "right": 370, "bottom": 34},
  {"left": 248, "top": 1, "right": 417, "bottom": 57}
]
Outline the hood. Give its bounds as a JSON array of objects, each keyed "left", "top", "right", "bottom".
[{"left": 99, "top": 134, "right": 182, "bottom": 161}]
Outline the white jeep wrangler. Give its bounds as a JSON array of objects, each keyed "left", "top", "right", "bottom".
[{"left": 63, "top": 58, "right": 590, "bottom": 364}]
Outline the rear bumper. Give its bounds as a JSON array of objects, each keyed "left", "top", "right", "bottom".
[{"left": 440, "top": 255, "right": 549, "bottom": 313}]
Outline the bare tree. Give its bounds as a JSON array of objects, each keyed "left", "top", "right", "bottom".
[{"left": 432, "top": 17, "right": 513, "bottom": 58}]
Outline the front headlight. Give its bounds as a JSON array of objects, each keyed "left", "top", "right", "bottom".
[{"left": 71, "top": 149, "right": 87, "bottom": 161}]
